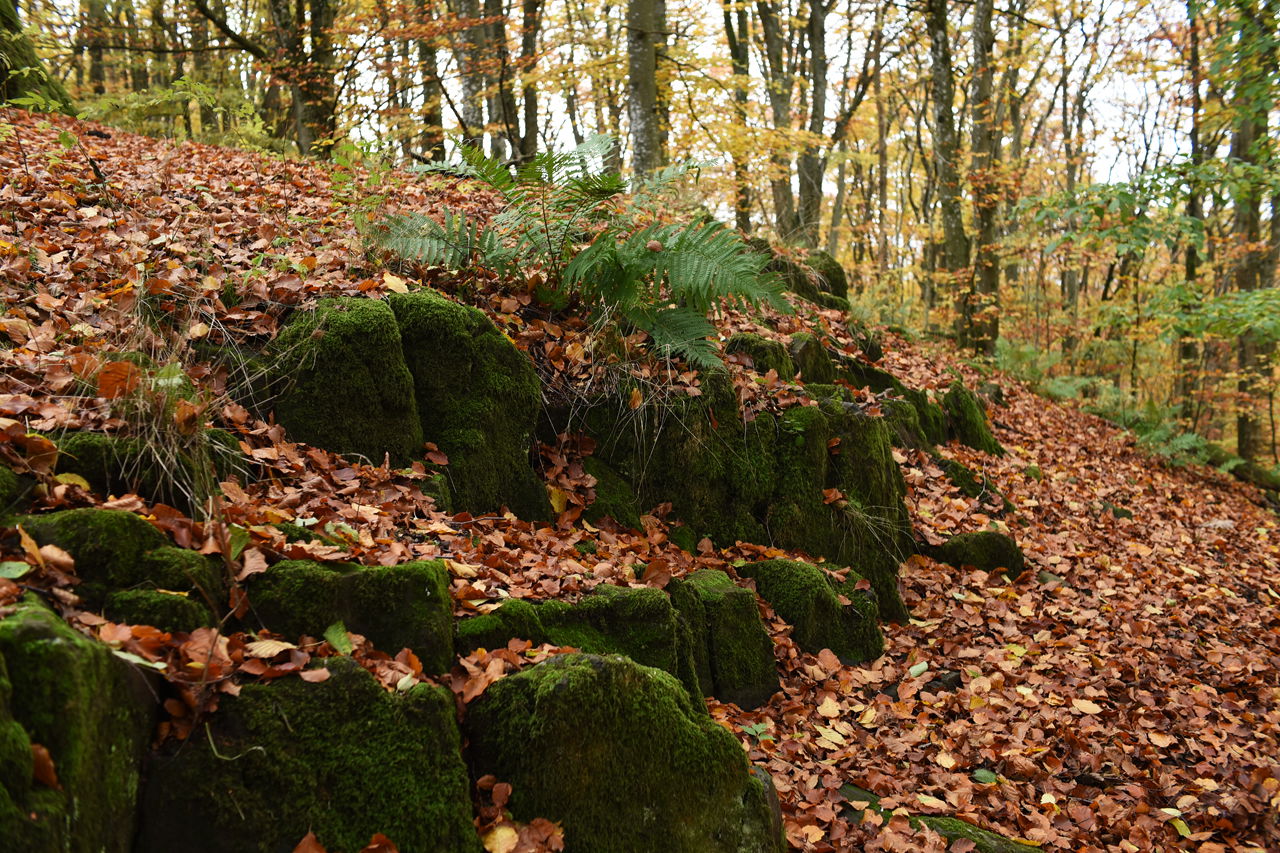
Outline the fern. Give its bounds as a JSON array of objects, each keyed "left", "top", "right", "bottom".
[{"left": 377, "top": 135, "right": 788, "bottom": 369}]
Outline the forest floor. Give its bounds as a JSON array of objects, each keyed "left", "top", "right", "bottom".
[{"left": 2, "top": 111, "right": 1279, "bottom": 853}]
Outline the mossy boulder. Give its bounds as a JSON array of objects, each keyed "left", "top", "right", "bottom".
[
  {"left": 138, "top": 656, "right": 478, "bottom": 853},
  {"left": 583, "top": 456, "right": 643, "bottom": 531},
  {"left": 389, "top": 289, "right": 550, "bottom": 520},
  {"left": 944, "top": 381, "right": 1005, "bottom": 456},
  {"left": 905, "top": 388, "right": 948, "bottom": 445},
  {"left": 668, "top": 570, "right": 777, "bottom": 709},
  {"left": 883, "top": 398, "right": 932, "bottom": 451},
  {"left": 737, "top": 560, "right": 883, "bottom": 663},
  {"left": 934, "top": 454, "right": 1011, "bottom": 510},
  {"left": 466, "top": 653, "right": 785, "bottom": 853},
  {"left": 54, "top": 429, "right": 243, "bottom": 509},
  {"left": 578, "top": 377, "right": 912, "bottom": 621},
  {"left": 726, "top": 333, "right": 795, "bottom": 378},
  {"left": 246, "top": 559, "right": 453, "bottom": 673},
  {"left": 103, "top": 589, "right": 214, "bottom": 633},
  {"left": 787, "top": 333, "right": 836, "bottom": 383},
  {"left": 928, "top": 530, "right": 1025, "bottom": 579},
  {"left": 804, "top": 250, "right": 848, "bottom": 299},
  {"left": 0, "top": 464, "right": 33, "bottom": 520},
  {"left": 837, "top": 356, "right": 907, "bottom": 396},
  {"left": 0, "top": 595, "right": 158, "bottom": 851},
  {"left": 262, "top": 297, "right": 423, "bottom": 465},
  {"left": 456, "top": 586, "right": 701, "bottom": 701}
]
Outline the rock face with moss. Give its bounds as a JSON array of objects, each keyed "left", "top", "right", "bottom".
[
  {"left": 456, "top": 586, "right": 702, "bottom": 700},
  {"left": 138, "top": 656, "right": 478, "bottom": 852},
  {"left": 248, "top": 559, "right": 453, "bottom": 673},
  {"left": 737, "top": 560, "right": 883, "bottom": 663},
  {"left": 787, "top": 333, "right": 836, "bottom": 384},
  {"left": 0, "top": 596, "right": 157, "bottom": 851},
  {"left": 0, "top": 464, "right": 32, "bottom": 521},
  {"left": 668, "top": 570, "right": 778, "bottom": 709},
  {"left": 944, "top": 381, "right": 1005, "bottom": 456},
  {"left": 466, "top": 653, "right": 785, "bottom": 853},
  {"left": 804, "top": 250, "right": 848, "bottom": 300},
  {"left": 726, "top": 333, "right": 795, "bottom": 378},
  {"left": 578, "top": 375, "right": 912, "bottom": 620},
  {"left": 263, "top": 297, "right": 424, "bottom": 465},
  {"left": 17, "top": 509, "right": 221, "bottom": 631},
  {"left": 390, "top": 290, "right": 551, "bottom": 519},
  {"left": 928, "top": 531, "right": 1025, "bottom": 579},
  {"left": 582, "top": 457, "right": 643, "bottom": 530},
  {"left": 54, "top": 429, "right": 243, "bottom": 510}
]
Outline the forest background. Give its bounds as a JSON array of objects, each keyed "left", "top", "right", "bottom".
[{"left": 6, "top": 0, "right": 1280, "bottom": 477}]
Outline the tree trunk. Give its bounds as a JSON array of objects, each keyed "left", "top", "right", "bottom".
[
  {"left": 756, "top": 0, "right": 797, "bottom": 237},
  {"left": 796, "top": 0, "right": 829, "bottom": 247},
  {"left": 722, "top": 0, "right": 752, "bottom": 232},
  {"left": 923, "top": 0, "right": 968, "bottom": 298},
  {"left": 963, "top": 0, "right": 1000, "bottom": 355},
  {"left": 626, "top": 0, "right": 660, "bottom": 176}
]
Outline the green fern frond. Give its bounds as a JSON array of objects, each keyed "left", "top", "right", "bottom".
[
  {"left": 372, "top": 210, "right": 510, "bottom": 272},
  {"left": 631, "top": 306, "right": 721, "bottom": 371}
]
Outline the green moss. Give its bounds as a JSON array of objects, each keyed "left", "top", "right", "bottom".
[
  {"left": 668, "top": 524, "right": 698, "bottom": 553},
  {"left": 54, "top": 429, "right": 244, "bottom": 510},
  {"left": 673, "top": 570, "right": 777, "bottom": 709},
  {"left": 848, "top": 320, "right": 884, "bottom": 362},
  {"left": 934, "top": 454, "right": 1009, "bottom": 510},
  {"left": 905, "top": 389, "right": 948, "bottom": 445},
  {"left": 0, "top": 595, "right": 157, "bottom": 851},
  {"left": 929, "top": 530, "right": 1025, "bottom": 579},
  {"left": 456, "top": 586, "right": 702, "bottom": 701},
  {"left": 882, "top": 399, "right": 932, "bottom": 450},
  {"left": 738, "top": 560, "right": 882, "bottom": 663},
  {"left": 17, "top": 508, "right": 168, "bottom": 608},
  {"left": 804, "top": 250, "right": 848, "bottom": 299},
  {"left": 837, "top": 357, "right": 907, "bottom": 395},
  {"left": 0, "top": 464, "right": 32, "bottom": 521},
  {"left": 138, "top": 657, "right": 479, "bottom": 852},
  {"left": 388, "top": 289, "right": 550, "bottom": 520},
  {"left": 763, "top": 251, "right": 822, "bottom": 303},
  {"left": 583, "top": 456, "right": 643, "bottom": 531},
  {"left": 247, "top": 559, "right": 454, "bottom": 673},
  {"left": 580, "top": 381, "right": 911, "bottom": 621},
  {"left": 726, "top": 333, "right": 795, "bottom": 378},
  {"left": 263, "top": 297, "right": 424, "bottom": 466},
  {"left": 103, "top": 589, "right": 214, "bottom": 633},
  {"left": 466, "top": 653, "right": 784, "bottom": 853},
  {"left": 787, "top": 333, "right": 836, "bottom": 383},
  {"left": 815, "top": 292, "right": 851, "bottom": 312},
  {"left": 421, "top": 471, "right": 453, "bottom": 514},
  {"left": 944, "top": 381, "right": 1005, "bottom": 456}
]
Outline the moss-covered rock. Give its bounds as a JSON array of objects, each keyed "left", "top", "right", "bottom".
[
  {"left": 0, "top": 464, "right": 33, "bottom": 521},
  {"left": 17, "top": 508, "right": 168, "bottom": 608},
  {"left": 814, "top": 292, "right": 851, "bottom": 312},
  {"left": 668, "top": 570, "right": 777, "bottom": 709},
  {"left": 389, "top": 289, "right": 551, "bottom": 520},
  {"left": 103, "top": 589, "right": 214, "bottom": 633},
  {"left": 466, "top": 653, "right": 785, "bottom": 853},
  {"left": 883, "top": 399, "right": 932, "bottom": 451},
  {"left": 54, "top": 428, "right": 243, "bottom": 509},
  {"left": 848, "top": 321, "right": 884, "bottom": 362},
  {"left": 725, "top": 333, "right": 795, "bottom": 378},
  {"left": 906, "top": 388, "right": 948, "bottom": 446},
  {"left": 456, "top": 586, "right": 702, "bottom": 701},
  {"left": 805, "top": 250, "right": 848, "bottom": 299},
  {"left": 737, "top": 560, "right": 883, "bottom": 663},
  {"left": 138, "top": 656, "right": 478, "bottom": 852},
  {"left": 837, "top": 356, "right": 907, "bottom": 395},
  {"left": 578, "top": 377, "right": 912, "bottom": 621},
  {"left": 247, "top": 559, "right": 453, "bottom": 673},
  {"left": 788, "top": 333, "right": 836, "bottom": 383},
  {"left": 928, "top": 531, "right": 1025, "bottom": 579},
  {"left": 262, "top": 297, "right": 423, "bottom": 466},
  {"left": 583, "top": 456, "right": 643, "bottom": 531},
  {"left": 933, "top": 454, "right": 1011, "bottom": 510},
  {"left": 944, "top": 381, "right": 1005, "bottom": 456},
  {"left": 0, "top": 595, "right": 157, "bottom": 851}
]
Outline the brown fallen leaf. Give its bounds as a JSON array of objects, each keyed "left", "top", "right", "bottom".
[{"left": 31, "top": 743, "right": 60, "bottom": 790}]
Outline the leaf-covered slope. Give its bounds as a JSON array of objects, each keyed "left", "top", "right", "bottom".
[{"left": 1, "top": 114, "right": 1279, "bottom": 852}]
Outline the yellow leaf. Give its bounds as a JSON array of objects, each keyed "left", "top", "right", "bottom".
[
  {"left": 186, "top": 321, "right": 211, "bottom": 340},
  {"left": 54, "top": 472, "right": 92, "bottom": 490},
  {"left": 817, "top": 695, "right": 840, "bottom": 718},
  {"left": 1149, "top": 732, "right": 1175, "bottom": 748},
  {"left": 857, "top": 706, "right": 877, "bottom": 728},
  {"left": 814, "top": 725, "right": 845, "bottom": 745},
  {"left": 936, "top": 752, "right": 956, "bottom": 769},
  {"left": 244, "top": 639, "right": 298, "bottom": 658},
  {"left": 446, "top": 560, "right": 480, "bottom": 579},
  {"left": 547, "top": 485, "right": 569, "bottom": 515},
  {"left": 382, "top": 272, "right": 410, "bottom": 293},
  {"left": 628, "top": 388, "right": 643, "bottom": 410},
  {"left": 481, "top": 825, "right": 519, "bottom": 853},
  {"left": 1072, "top": 698, "right": 1103, "bottom": 715},
  {"left": 916, "top": 794, "right": 947, "bottom": 810}
]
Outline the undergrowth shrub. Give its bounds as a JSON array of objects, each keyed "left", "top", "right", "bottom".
[{"left": 370, "top": 135, "right": 789, "bottom": 369}]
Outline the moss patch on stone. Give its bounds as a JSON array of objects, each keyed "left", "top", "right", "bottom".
[
  {"left": 456, "top": 586, "right": 702, "bottom": 701},
  {"left": 104, "top": 589, "right": 214, "bottom": 633},
  {"left": 726, "top": 333, "right": 795, "bottom": 378},
  {"left": 737, "top": 559, "right": 883, "bottom": 663},
  {"left": 583, "top": 456, "right": 643, "bottom": 531},
  {"left": 944, "top": 381, "right": 1005, "bottom": 456},
  {"left": 669, "top": 570, "right": 777, "bottom": 709},
  {"left": 466, "top": 653, "right": 784, "bottom": 853},
  {"left": 263, "top": 297, "right": 423, "bottom": 466},
  {"left": 139, "top": 656, "right": 478, "bottom": 853},
  {"left": 928, "top": 530, "right": 1025, "bottom": 579},
  {"left": 0, "top": 464, "right": 33, "bottom": 521},
  {"left": 804, "top": 250, "right": 848, "bottom": 299},
  {"left": 247, "top": 559, "right": 453, "bottom": 672},
  {"left": 389, "top": 289, "right": 550, "bottom": 520},
  {"left": 788, "top": 333, "right": 836, "bottom": 383},
  {"left": 0, "top": 595, "right": 157, "bottom": 851},
  {"left": 17, "top": 508, "right": 167, "bottom": 608}
]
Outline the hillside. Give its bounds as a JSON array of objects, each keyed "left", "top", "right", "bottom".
[{"left": 2, "top": 112, "right": 1279, "bottom": 853}]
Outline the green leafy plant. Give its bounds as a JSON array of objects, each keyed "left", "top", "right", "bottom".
[{"left": 371, "top": 135, "right": 788, "bottom": 369}]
